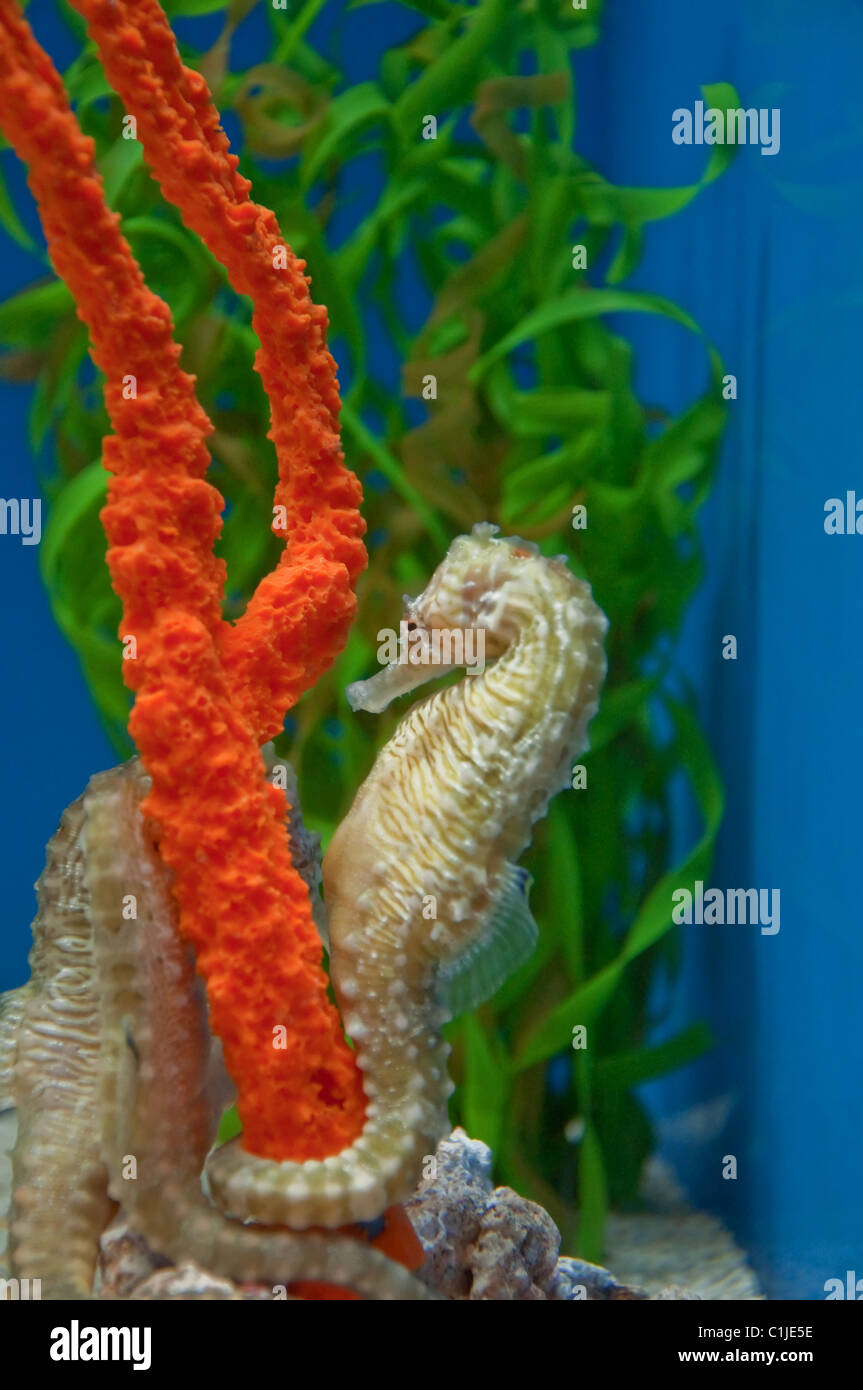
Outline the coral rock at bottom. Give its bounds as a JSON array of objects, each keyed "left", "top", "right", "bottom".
[
  {"left": 405, "top": 1129, "right": 698, "bottom": 1301},
  {"left": 3, "top": 1120, "right": 732, "bottom": 1299}
]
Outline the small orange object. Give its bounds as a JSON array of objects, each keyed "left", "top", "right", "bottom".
[
  {"left": 288, "top": 1283, "right": 362, "bottom": 1302},
  {"left": 371, "top": 1206, "right": 426, "bottom": 1270},
  {"left": 288, "top": 1206, "right": 424, "bottom": 1299}
]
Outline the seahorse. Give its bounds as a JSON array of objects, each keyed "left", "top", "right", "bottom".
[
  {"left": 1, "top": 525, "right": 606, "bottom": 1293},
  {"left": 0, "top": 761, "right": 429, "bottom": 1300},
  {"left": 206, "top": 524, "right": 608, "bottom": 1229}
]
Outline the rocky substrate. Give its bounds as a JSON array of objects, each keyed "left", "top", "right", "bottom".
[{"left": 0, "top": 1115, "right": 760, "bottom": 1300}]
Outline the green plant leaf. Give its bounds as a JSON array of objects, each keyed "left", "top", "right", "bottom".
[
  {"left": 500, "top": 386, "right": 612, "bottom": 439},
  {"left": 513, "top": 700, "right": 723, "bottom": 1071},
  {"left": 460, "top": 1012, "right": 508, "bottom": 1156},
  {"left": 594, "top": 1021, "right": 713, "bottom": 1091},
  {"left": 300, "top": 83, "right": 390, "bottom": 190},
  {"left": 216, "top": 1105, "right": 242, "bottom": 1144},
  {"left": 122, "top": 216, "right": 214, "bottom": 323},
  {"left": 349, "top": 0, "right": 456, "bottom": 16},
  {"left": 40, "top": 460, "right": 108, "bottom": 593},
  {"left": 341, "top": 402, "right": 450, "bottom": 551},
  {"left": 0, "top": 163, "right": 35, "bottom": 251},
  {"left": 163, "top": 0, "right": 228, "bottom": 14},
  {"left": 64, "top": 57, "right": 114, "bottom": 112},
  {"left": 394, "top": 0, "right": 509, "bottom": 134},
  {"left": 546, "top": 800, "right": 585, "bottom": 981},
  {"left": 100, "top": 137, "right": 145, "bottom": 209},
  {"left": 576, "top": 1120, "right": 608, "bottom": 1262},
  {"left": 471, "top": 287, "right": 717, "bottom": 383},
  {"left": 588, "top": 676, "right": 661, "bottom": 754},
  {"left": 0, "top": 280, "right": 74, "bottom": 346}
]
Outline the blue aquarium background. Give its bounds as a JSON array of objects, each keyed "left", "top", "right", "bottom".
[{"left": 1, "top": 0, "right": 861, "bottom": 1300}]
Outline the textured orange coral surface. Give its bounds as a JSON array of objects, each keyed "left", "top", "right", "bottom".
[
  {"left": 0, "top": 0, "right": 367, "bottom": 1160},
  {"left": 72, "top": 0, "right": 367, "bottom": 746}
]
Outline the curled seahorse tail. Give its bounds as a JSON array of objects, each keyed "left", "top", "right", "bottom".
[
  {"left": 206, "top": 1103, "right": 443, "bottom": 1231},
  {"left": 131, "top": 1187, "right": 434, "bottom": 1300},
  {"left": 207, "top": 963, "right": 452, "bottom": 1229}
]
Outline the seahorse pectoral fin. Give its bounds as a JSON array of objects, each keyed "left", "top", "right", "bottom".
[{"left": 439, "top": 864, "right": 539, "bottom": 1018}]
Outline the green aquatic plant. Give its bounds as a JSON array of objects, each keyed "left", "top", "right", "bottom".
[{"left": 0, "top": 0, "right": 733, "bottom": 1259}]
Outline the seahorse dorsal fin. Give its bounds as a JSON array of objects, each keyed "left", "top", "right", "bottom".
[{"left": 439, "top": 864, "right": 538, "bottom": 1018}]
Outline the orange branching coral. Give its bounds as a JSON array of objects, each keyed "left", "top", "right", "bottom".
[
  {"left": 0, "top": 0, "right": 366, "bottom": 1160},
  {"left": 70, "top": 0, "right": 367, "bottom": 746}
]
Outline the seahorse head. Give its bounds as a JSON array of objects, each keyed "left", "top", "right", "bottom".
[
  {"left": 348, "top": 522, "right": 606, "bottom": 714},
  {"left": 333, "top": 523, "right": 609, "bottom": 1020}
]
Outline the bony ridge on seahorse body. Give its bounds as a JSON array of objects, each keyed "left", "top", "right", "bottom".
[
  {"left": 207, "top": 523, "right": 608, "bottom": 1230},
  {"left": 0, "top": 761, "right": 430, "bottom": 1301},
  {"left": 0, "top": 523, "right": 606, "bottom": 1291}
]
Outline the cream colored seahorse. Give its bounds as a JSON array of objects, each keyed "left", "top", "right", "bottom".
[
  {"left": 1, "top": 524, "right": 607, "bottom": 1288},
  {"left": 207, "top": 523, "right": 608, "bottom": 1230},
  {"left": 0, "top": 760, "right": 430, "bottom": 1300}
]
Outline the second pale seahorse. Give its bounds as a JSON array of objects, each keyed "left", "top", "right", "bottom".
[
  {"left": 208, "top": 523, "right": 608, "bottom": 1229},
  {"left": 0, "top": 761, "right": 429, "bottom": 1300}
]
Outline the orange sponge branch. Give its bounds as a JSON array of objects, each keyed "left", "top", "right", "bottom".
[
  {"left": 0, "top": 0, "right": 366, "bottom": 1160},
  {"left": 71, "top": 0, "right": 367, "bottom": 745}
]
